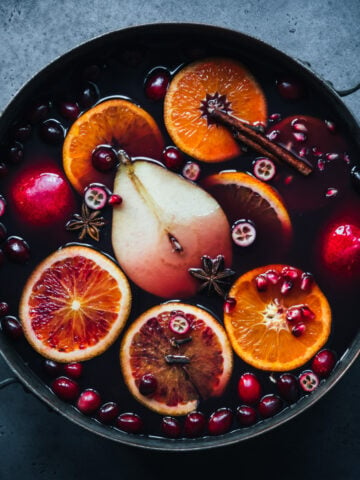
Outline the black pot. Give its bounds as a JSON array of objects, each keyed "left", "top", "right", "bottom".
[{"left": 0, "top": 23, "right": 359, "bottom": 451}]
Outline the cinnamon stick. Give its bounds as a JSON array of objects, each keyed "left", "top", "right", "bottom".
[{"left": 209, "top": 109, "right": 313, "bottom": 176}]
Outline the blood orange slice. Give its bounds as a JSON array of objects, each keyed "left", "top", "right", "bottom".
[
  {"left": 20, "top": 245, "right": 131, "bottom": 362},
  {"left": 121, "top": 303, "right": 233, "bottom": 416},
  {"left": 63, "top": 99, "right": 164, "bottom": 193},
  {"left": 224, "top": 264, "right": 332, "bottom": 371},
  {"left": 164, "top": 58, "right": 267, "bottom": 162}
]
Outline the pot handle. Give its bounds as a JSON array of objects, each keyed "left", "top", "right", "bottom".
[{"left": 0, "top": 377, "right": 19, "bottom": 390}]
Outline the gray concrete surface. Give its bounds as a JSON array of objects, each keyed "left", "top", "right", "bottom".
[{"left": 0, "top": 1, "right": 359, "bottom": 479}]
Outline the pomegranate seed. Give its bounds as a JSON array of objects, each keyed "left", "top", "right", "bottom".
[
  {"left": 343, "top": 152, "right": 351, "bottom": 164},
  {"left": 312, "top": 146, "right": 323, "bottom": 157},
  {"left": 267, "top": 130, "right": 279, "bottom": 141},
  {"left": 162, "top": 146, "right": 184, "bottom": 171},
  {"left": 266, "top": 269, "right": 281, "bottom": 285},
  {"left": 184, "top": 411, "right": 206, "bottom": 437},
  {"left": 43, "top": 359, "right": 62, "bottom": 377},
  {"left": 108, "top": 194, "right": 123, "bottom": 206},
  {"left": 299, "top": 370, "right": 319, "bottom": 392},
  {"left": 232, "top": 219, "right": 256, "bottom": 247},
  {"left": 293, "top": 132, "right": 307, "bottom": 142},
  {"left": 0, "top": 301, "right": 10, "bottom": 317},
  {"left": 161, "top": 416, "right": 181, "bottom": 438},
  {"left": 325, "top": 153, "right": 340, "bottom": 162},
  {"left": 291, "top": 321, "right": 306, "bottom": 337},
  {"left": 237, "top": 373, "right": 262, "bottom": 404},
  {"left": 300, "top": 272, "right": 313, "bottom": 292},
  {"left": 255, "top": 274, "right": 268, "bottom": 292},
  {"left": 98, "top": 402, "right": 120, "bottom": 424},
  {"left": 284, "top": 175, "right": 293, "bottom": 185},
  {"left": 208, "top": 408, "right": 233, "bottom": 435},
  {"left": 291, "top": 120, "right": 308, "bottom": 133},
  {"left": 258, "top": 394, "right": 282, "bottom": 418},
  {"left": 139, "top": 373, "right": 157, "bottom": 396},
  {"left": 317, "top": 158, "right": 325, "bottom": 171},
  {"left": 268, "top": 113, "right": 281, "bottom": 122},
  {"left": 280, "top": 279, "right": 293, "bottom": 295},
  {"left": 63, "top": 362, "right": 83, "bottom": 379},
  {"left": 236, "top": 405, "right": 257, "bottom": 426},
  {"left": 0, "top": 195, "right": 7, "bottom": 217},
  {"left": 51, "top": 376, "right": 80, "bottom": 401},
  {"left": 276, "top": 373, "right": 299, "bottom": 402},
  {"left": 286, "top": 306, "right": 303, "bottom": 322},
  {"left": 281, "top": 266, "right": 299, "bottom": 280},
  {"left": 311, "top": 349, "right": 336, "bottom": 378},
  {"left": 144, "top": 68, "right": 170, "bottom": 101},
  {"left": 325, "top": 119, "right": 336, "bottom": 133},
  {"left": 92, "top": 146, "right": 117, "bottom": 172},
  {"left": 0, "top": 315, "right": 23, "bottom": 340},
  {"left": 77, "top": 389, "right": 102, "bottom": 414},
  {"left": 224, "top": 297, "right": 236, "bottom": 313},
  {"left": 3, "top": 236, "right": 30, "bottom": 263},
  {"left": 299, "top": 147, "right": 309, "bottom": 158},
  {"left": 117, "top": 413, "right": 144, "bottom": 433},
  {"left": 59, "top": 101, "right": 80, "bottom": 120},
  {"left": 40, "top": 119, "right": 64, "bottom": 145},
  {"left": 325, "top": 187, "right": 338, "bottom": 198},
  {"left": 182, "top": 161, "right": 200, "bottom": 181},
  {"left": 301, "top": 305, "right": 315, "bottom": 321}
]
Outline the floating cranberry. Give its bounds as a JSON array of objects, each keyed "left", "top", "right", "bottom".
[
  {"left": 117, "top": 412, "right": 144, "bottom": 433},
  {"left": 161, "top": 416, "right": 181, "bottom": 438},
  {"left": 108, "top": 194, "right": 123, "bottom": 206},
  {"left": 299, "top": 370, "right": 319, "bottom": 392},
  {"left": 98, "top": 402, "right": 120, "bottom": 424},
  {"left": 139, "top": 373, "right": 157, "bottom": 396},
  {"left": 0, "top": 163, "right": 8, "bottom": 177},
  {"left": 236, "top": 405, "right": 257, "bottom": 426},
  {"left": 0, "top": 301, "right": 10, "bottom": 317},
  {"left": 232, "top": 220, "right": 256, "bottom": 247},
  {"left": 43, "top": 359, "right": 62, "bottom": 377},
  {"left": 208, "top": 408, "right": 233, "bottom": 435},
  {"left": 276, "top": 77, "right": 304, "bottom": 100},
  {"left": 184, "top": 411, "right": 206, "bottom": 437},
  {"left": 258, "top": 394, "right": 282, "bottom": 418},
  {"left": 7, "top": 142, "right": 24, "bottom": 164},
  {"left": 28, "top": 101, "right": 50, "bottom": 124},
  {"left": 237, "top": 373, "right": 262, "bottom": 404},
  {"left": 224, "top": 296, "right": 236, "bottom": 313},
  {"left": 0, "top": 196, "right": 6, "bottom": 217},
  {"left": 59, "top": 101, "right": 80, "bottom": 120},
  {"left": 276, "top": 373, "right": 299, "bottom": 402},
  {"left": 92, "top": 146, "right": 117, "bottom": 172},
  {"left": 0, "top": 315, "right": 23, "bottom": 340},
  {"left": 51, "top": 376, "right": 80, "bottom": 401},
  {"left": 0, "top": 223, "right": 7, "bottom": 242},
  {"left": 144, "top": 68, "right": 170, "bottom": 101},
  {"left": 3, "top": 236, "right": 30, "bottom": 263},
  {"left": 77, "top": 389, "right": 102, "bottom": 414},
  {"left": 63, "top": 362, "right": 83, "bottom": 379},
  {"left": 311, "top": 349, "right": 336, "bottom": 378},
  {"left": 40, "top": 119, "right": 64, "bottom": 145},
  {"left": 162, "top": 146, "right": 184, "bottom": 171},
  {"left": 253, "top": 158, "right": 276, "bottom": 181},
  {"left": 79, "top": 83, "right": 99, "bottom": 109},
  {"left": 84, "top": 184, "right": 108, "bottom": 210},
  {"left": 182, "top": 161, "right": 200, "bottom": 181},
  {"left": 11, "top": 122, "right": 32, "bottom": 142}
]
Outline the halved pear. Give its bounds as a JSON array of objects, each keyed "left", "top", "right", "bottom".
[{"left": 111, "top": 155, "right": 232, "bottom": 298}]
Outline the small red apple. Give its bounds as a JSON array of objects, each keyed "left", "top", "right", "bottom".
[{"left": 9, "top": 159, "right": 76, "bottom": 228}]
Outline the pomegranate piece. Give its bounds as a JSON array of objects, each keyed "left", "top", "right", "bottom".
[
  {"left": 237, "top": 373, "right": 262, "bottom": 404},
  {"left": 208, "top": 408, "right": 233, "bottom": 435},
  {"left": 276, "top": 373, "right": 299, "bottom": 403},
  {"left": 299, "top": 370, "right": 319, "bottom": 393},
  {"left": 182, "top": 161, "right": 201, "bottom": 181},
  {"left": 231, "top": 219, "right": 256, "bottom": 247},
  {"left": 169, "top": 314, "right": 190, "bottom": 335},
  {"left": 161, "top": 416, "right": 182, "bottom": 438},
  {"left": 258, "top": 394, "right": 282, "bottom": 418},
  {"left": 0, "top": 315, "right": 23, "bottom": 340},
  {"left": 162, "top": 146, "right": 184, "bottom": 171},
  {"left": 253, "top": 157, "right": 276, "bottom": 182},
  {"left": 77, "top": 389, "right": 102, "bottom": 414},
  {"left": 236, "top": 405, "right": 257, "bottom": 426},
  {"left": 144, "top": 68, "right": 171, "bottom": 101},
  {"left": 98, "top": 402, "right": 120, "bottom": 424},
  {"left": 139, "top": 373, "right": 158, "bottom": 396},
  {"left": 184, "top": 411, "right": 206, "bottom": 437},
  {"left": 311, "top": 349, "right": 336, "bottom": 378},
  {"left": 51, "top": 376, "right": 80, "bottom": 401},
  {"left": 84, "top": 184, "right": 108, "bottom": 210}
]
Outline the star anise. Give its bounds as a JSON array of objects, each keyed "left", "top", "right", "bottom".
[
  {"left": 189, "top": 255, "right": 235, "bottom": 298},
  {"left": 66, "top": 203, "right": 106, "bottom": 242}
]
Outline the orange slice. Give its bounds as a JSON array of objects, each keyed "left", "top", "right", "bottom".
[
  {"left": 164, "top": 57, "right": 267, "bottom": 162},
  {"left": 121, "top": 303, "right": 233, "bottom": 416},
  {"left": 63, "top": 99, "right": 165, "bottom": 193},
  {"left": 20, "top": 245, "right": 131, "bottom": 362},
  {"left": 224, "top": 264, "right": 332, "bottom": 371},
  {"left": 201, "top": 171, "right": 292, "bottom": 250}
]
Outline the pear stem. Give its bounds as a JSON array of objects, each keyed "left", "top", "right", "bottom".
[{"left": 117, "top": 149, "right": 132, "bottom": 165}]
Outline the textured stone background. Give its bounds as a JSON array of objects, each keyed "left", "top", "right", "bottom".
[{"left": 0, "top": 1, "right": 359, "bottom": 479}]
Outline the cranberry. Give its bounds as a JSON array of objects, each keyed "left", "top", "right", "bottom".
[
  {"left": 276, "top": 373, "right": 299, "bottom": 402},
  {"left": 162, "top": 146, "right": 184, "bottom": 171},
  {"left": 236, "top": 405, "right": 257, "bottom": 426},
  {"left": 144, "top": 68, "right": 170, "bottom": 101},
  {"left": 276, "top": 77, "right": 304, "bottom": 100},
  {"left": 299, "top": 370, "right": 319, "bottom": 393},
  {"left": 79, "top": 83, "right": 99, "bottom": 109},
  {"left": 208, "top": 408, "right": 233, "bottom": 435},
  {"left": 77, "top": 389, "right": 102, "bottom": 414},
  {"left": 28, "top": 101, "right": 50, "bottom": 124},
  {"left": 3, "top": 236, "right": 30, "bottom": 263},
  {"left": 184, "top": 411, "right": 206, "bottom": 437},
  {"left": 98, "top": 402, "right": 120, "bottom": 424},
  {"left": 7, "top": 142, "right": 24, "bottom": 164},
  {"left": 11, "top": 122, "right": 32, "bottom": 142},
  {"left": 258, "top": 394, "right": 283, "bottom": 418},
  {"left": 39, "top": 119, "right": 64, "bottom": 145},
  {"left": 311, "top": 349, "right": 336, "bottom": 378},
  {"left": 139, "top": 373, "right": 157, "bottom": 396},
  {"left": 0, "top": 223, "right": 7, "bottom": 242},
  {"left": 63, "top": 362, "right": 83, "bottom": 379},
  {"left": 117, "top": 413, "right": 144, "bottom": 434},
  {"left": 0, "top": 315, "right": 23, "bottom": 340},
  {"left": 0, "top": 301, "right": 10, "bottom": 317},
  {"left": 161, "top": 416, "right": 182, "bottom": 438},
  {"left": 237, "top": 373, "right": 262, "bottom": 404},
  {"left": 92, "top": 146, "right": 117, "bottom": 172},
  {"left": 43, "top": 359, "right": 62, "bottom": 377},
  {"left": 0, "top": 163, "right": 8, "bottom": 177},
  {"left": 0, "top": 195, "right": 6, "bottom": 217},
  {"left": 59, "top": 101, "right": 80, "bottom": 120},
  {"left": 51, "top": 376, "right": 80, "bottom": 401}
]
